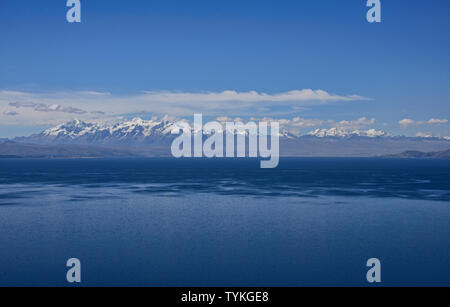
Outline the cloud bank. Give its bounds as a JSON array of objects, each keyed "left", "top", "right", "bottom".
[
  {"left": 399, "top": 118, "right": 448, "bottom": 128},
  {"left": 9, "top": 102, "right": 87, "bottom": 114},
  {"left": 0, "top": 89, "right": 370, "bottom": 125},
  {"left": 218, "top": 116, "right": 378, "bottom": 136},
  {"left": 3, "top": 110, "right": 19, "bottom": 116},
  {"left": 139, "top": 89, "right": 368, "bottom": 104}
]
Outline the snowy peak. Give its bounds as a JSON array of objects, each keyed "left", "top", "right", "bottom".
[
  {"left": 43, "top": 120, "right": 95, "bottom": 138},
  {"left": 108, "top": 118, "right": 175, "bottom": 137},
  {"left": 38, "top": 118, "right": 177, "bottom": 145}
]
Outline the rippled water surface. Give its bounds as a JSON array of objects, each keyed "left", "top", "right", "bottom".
[{"left": 0, "top": 158, "right": 449, "bottom": 286}]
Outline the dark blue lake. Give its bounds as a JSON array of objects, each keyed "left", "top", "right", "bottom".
[{"left": 0, "top": 158, "right": 449, "bottom": 286}]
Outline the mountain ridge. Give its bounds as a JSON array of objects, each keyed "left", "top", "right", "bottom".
[
  {"left": 3, "top": 118, "right": 449, "bottom": 158},
  {"left": 381, "top": 149, "right": 450, "bottom": 159},
  {"left": 13, "top": 118, "right": 407, "bottom": 145}
]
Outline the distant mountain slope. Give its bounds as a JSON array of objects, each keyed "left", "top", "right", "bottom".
[
  {"left": 279, "top": 137, "right": 450, "bottom": 157},
  {"left": 381, "top": 149, "right": 450, "bottom": 159},
  {"left": 7, "top": 118, "right": 450, "bottom": 157},
  {"left": 0, "top": 141, "right": 169, "bottom": 158}
]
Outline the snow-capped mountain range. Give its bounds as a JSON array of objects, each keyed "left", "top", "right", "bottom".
[
  {"left": 5, "top": 118, "right": 450, "bottom": 157},
  {"left": 10, "top": 117, "right": 450, "bottom": 150},
  {"left": 16, "top": 117, "right": 393, "bottom": 145},
  {"left": 20, "top": 118, "right": 177, "bottom": 145},
  {"left": 307, "top": 127, "right": 387, "bottom": 138},
  {"left": 44, "top": 118, "right": 174, "bottom": 139}
]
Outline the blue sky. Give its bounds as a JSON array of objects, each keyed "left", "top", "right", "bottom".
[{"left": 0, "top": 0, "right": 449, "bottom": 138}]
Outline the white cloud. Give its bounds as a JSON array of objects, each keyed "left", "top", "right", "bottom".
[
  {"left": 427, "top": 118, "right": 448, "bottom": 124},
  {"left": 415, "top": 132, "right": 434, "bottom": 138},
  {"left": 140, "top": 89, "right": 368, "bottom": 104},
  {"left": 399, "top": 118, "right": 448, "bottom": 128},
  {"left": 206, "top": 115, "right": 380, "bottom": 137},
  {"left": 91, "top": 110, "right": 105, "bottom": 115},
  {"left": 334, "top": 117, "right": 376, "bottom": 129},
  {"left": 399, "top": 118, "right": 415, "bottom": 128},
  {"left": 238, "top": 116, "right": 376, "bottom": 136},
  {"left": 3, "top": 110, "right": 19, "bottom": 116},
  {"left": 243, "top": 117, "right": 324, "bottom": 135},
  {"left": 291, "top": 117, "right": 324, "bottom": 128},
  {"left": 9, "top": 101, "right": 87, "bottom": 114},
  {"left": 216, "top": 116, "right": 234, "bottom": 122},
  {"left": 0, "top": 89, "right": 369, "bottom": 125}
]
